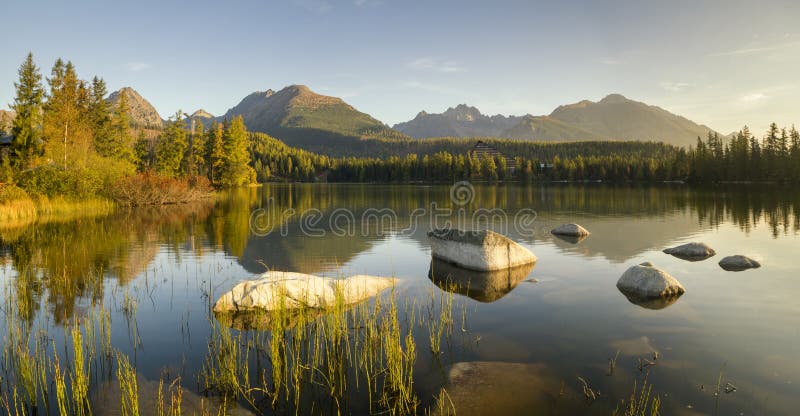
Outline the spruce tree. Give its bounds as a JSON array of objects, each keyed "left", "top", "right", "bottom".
[
  {"left": 205, "top": 121, "right": 225, "bottom": 185},
  {"left": 110, "top": 91, "right": 134, "bottom": 162},
  {"left": 155, "top": 111, "right": 188, "bottom": 177},
  {"left": 220, "top": 115, "right": 251, "bottom": 187},
  {"left": 89, "top": 76, "right": 114, "bottom": 156},
  {"left": 10, "top": 52, "right": 45, "bottom": 168},
  {"left": 44, "top": 60, "right": 93, "bottom": 168}
]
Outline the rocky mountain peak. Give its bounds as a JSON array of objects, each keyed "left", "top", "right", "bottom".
[
  {"left": 599, "top": 93, "right": 630, "bottom": 104},
  {"left": 190, "top": 109, "right": 214, "bottom": 119},
  {"left": 106, "top": 87, "right": 163, "bottom": 128}
]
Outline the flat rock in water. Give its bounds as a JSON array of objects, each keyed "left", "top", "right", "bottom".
[
  {"left": 212, "top": 271, "right": 396, "bottom": 313},
  {"left": 428, "top": 228, "right": 536, "bottom": 271},
  {"left": 429, "top": 361, "right": 568, "bottom": 416},
  {"left": 663, "top": 242, "right": 716, "bottom": 261},
  {"left": 428, "top": 258, "right": 535, "bottom": 302},
  {"left": 92, "top": 375, "right": 255, "bottom": 415},
  {"left": 616, "top": 262, "right": 685, "bottom": 308},
  {"left": 550, "top": 223, "right": 590, "bottom": 237},
  {"left": 719, "top": 255, "right": 761, "bottom": 271}
]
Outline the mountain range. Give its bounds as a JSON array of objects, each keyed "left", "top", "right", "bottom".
[
  {"left": 393, "top": 94, "right": 714, "bottom": 147},
  {"left": 6, "top": 84, "right": 715, "bottom": 149}
]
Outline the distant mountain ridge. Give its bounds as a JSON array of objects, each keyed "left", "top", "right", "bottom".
[
  {"left": 106, "top": 87, "right": 164, "bottom": 129},
  {"left": 393, "top": 104, "right": 523, "bottom": 138},
  {"left": 96, "top": 87, "right": 716, "bottom": 150},
  {"left": 394, "top": 94, "right": 715, "bottom": 147},
  {"left": 217, "top": 84, "right": 407, "bottom": 149}
]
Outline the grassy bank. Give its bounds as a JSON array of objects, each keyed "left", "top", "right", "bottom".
[{"left": 0, "top": 192, "right": 116, "bottom": 229}]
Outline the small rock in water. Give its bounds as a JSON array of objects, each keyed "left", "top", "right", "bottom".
[
  {"left": 428, "top": 228, "right": 536, "bottom": 271},
  {"left": 616, "top": 263, "right": 685, "bottom": 309},
  {"left": 663, "top": 242, "right": 716, "bottom": 261},
  {"left": 551, "top": 223, "right": 591, "bottom": 237},
  {"left": 718, "top": 255, "right": 761, "bottom": 271}
]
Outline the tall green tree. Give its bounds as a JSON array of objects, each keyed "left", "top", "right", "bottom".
[
  {"left": 89, "top": 76, "right": 115, "bottom": 156},
  {"left": 10, "top": 52, "right": 45, "bottom": 168},
  {"left": 220, "top": 115, "right": 252, "bottom": 187},
  {"left": 205, "top": 121, "right": 225, "bottom": 185},
  {"left": 43, "top": 60, "right": 93, "bottom": 168},
  {"left": 155, "top": 111, "right": 188, "bottom": 177}
]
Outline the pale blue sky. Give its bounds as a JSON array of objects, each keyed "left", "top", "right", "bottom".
[{"left": 2, "top": 0, "right": 798, "bottom": 133}]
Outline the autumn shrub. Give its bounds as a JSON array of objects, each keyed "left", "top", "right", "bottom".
[{"left": 111, "top": 172, "right": 213, "bottom": 206}]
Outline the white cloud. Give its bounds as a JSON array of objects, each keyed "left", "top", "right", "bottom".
[
  {"left": 406, "top": 57, "right": 465, "bottom": 73},
  {"left": 354, "top": 0, "right": 382, "bottom": 6},
  {"left": 600, "top": 58, "right": 620, "bottom": 65},
  {"left": 709, "top": 41, "right": 800, "bottom": 57},
  {"left": 294, "top": 0, "right": 332, "bottom": 13},
  {"left": 739, "top": 92, "right": 767, "bottom": 103},
  {"left": 660, "top": 81, "right": 692, "bottom": 92},
  {"left": 126, "top": 62, "right": 151, "bottom": 72}
]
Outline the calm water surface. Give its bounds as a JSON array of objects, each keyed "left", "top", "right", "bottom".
[{"left": 1, "top": 184, "right": 798, "bottom": 415}]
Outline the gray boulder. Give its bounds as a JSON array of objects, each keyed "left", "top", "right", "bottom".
[
  {"left": 428, "top": 229, "right": 536, "bottom": 271},
  {"left": 663, "top": 242, "right": 716, "bottom": 261},
  {"left": 616, "top": 263, "right": 685, "bottom": 306},
  {"left": 551, "top": 223, "right": 590, "bottom": 237},
  {"left": 429, "top": 361, "right": 567, "bottom": 416},
  {"left": 719, "top": 255, "right": 761, "bottom": 271}
]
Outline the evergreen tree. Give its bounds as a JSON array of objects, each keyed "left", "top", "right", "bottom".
[
  {"left": 109, "top": 91, "right": 134, "bottom": 162},
  {"left": 220, "top": 115, "right": 252, "bottom": 187},
  {"left": 205, "top": 121, "right": 225, "bottom": 184},
  {"left": 43, "top": 60, "right": 93, "bottom": 168},
  {"left": 89, "top": 76, "right": 113, "bottom": 155},
  {"left": 10, "top": 52, "right": 45, "bottom": 168},
  {"left": 155, "top": 111, "right": 188, "bottom": 177}
]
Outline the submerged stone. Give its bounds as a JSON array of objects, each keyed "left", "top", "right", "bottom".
[
  {"left": 428, "top": 228, "right": 536, "bottom": 271},
  {"left": 550, "top": 223, "right": 591, "bottom": 238},
  {"left": 212, "top": 271, "right": 396, "bottom": 313},
  {"left": 616, "top": 262, "right": 685, "bottom": 309},
  {"left": 429, "top": 361, "right": 567, "bottom": 416},
  {"left": 663, "top": 242, "right": 716, "bottom": 261},
  {"left": 428, "top": 258, "right": 535, "bottom": 302},
  {"left": 92, "top": 374, "right": 255, "bottom": 415},
  {"left": 719, "top": 255, "right": 761, "bottom": 271}
]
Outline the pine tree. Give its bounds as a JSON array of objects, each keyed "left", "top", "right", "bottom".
[
  {"left": 205, "top": 121, "right": 225, "bottom": 185},
  {"left": 133, "top": 131, "right": 151, "bottom": 170},
  {"left": 110, "top": 91, "right": 134, "bottom": 162},
  {"left": 10, "top": 52, "right": 45, "bottom": 168},
  {"left": 155, "top": 111, "right": 188, "bottom": 177},
  {"left": 220, "top": 115, "right": 252, "bottom": 187},
  {"left": 43, "top": 60, "right": 93, "bottom": 168},
  {"left": 88, "top": 76, "right": 112, "bottom": 153}
]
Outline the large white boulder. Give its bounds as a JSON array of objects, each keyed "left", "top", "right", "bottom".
[
  {"left": 428, "top": 229, "right": 536, "bottom": 271},
  {"left": 212, "top": 271, "right": 396, "bottom": 313},
  {"left": 663, "top": 242, "right": 715, "bottom": 260},
  {"left": 719, "top": 255, "right": 761, "bottom": 271},
  {"left": 616, "top": 262, "right": 685, "bottom": 303}
]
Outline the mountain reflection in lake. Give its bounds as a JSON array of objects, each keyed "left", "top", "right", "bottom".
[{"left": 1, "top": 184, "right": 799, "bottom": 415}]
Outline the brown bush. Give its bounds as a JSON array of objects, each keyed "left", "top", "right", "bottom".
[{"left": 111, "top": 173, "right": 214, "bottom": 206}]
